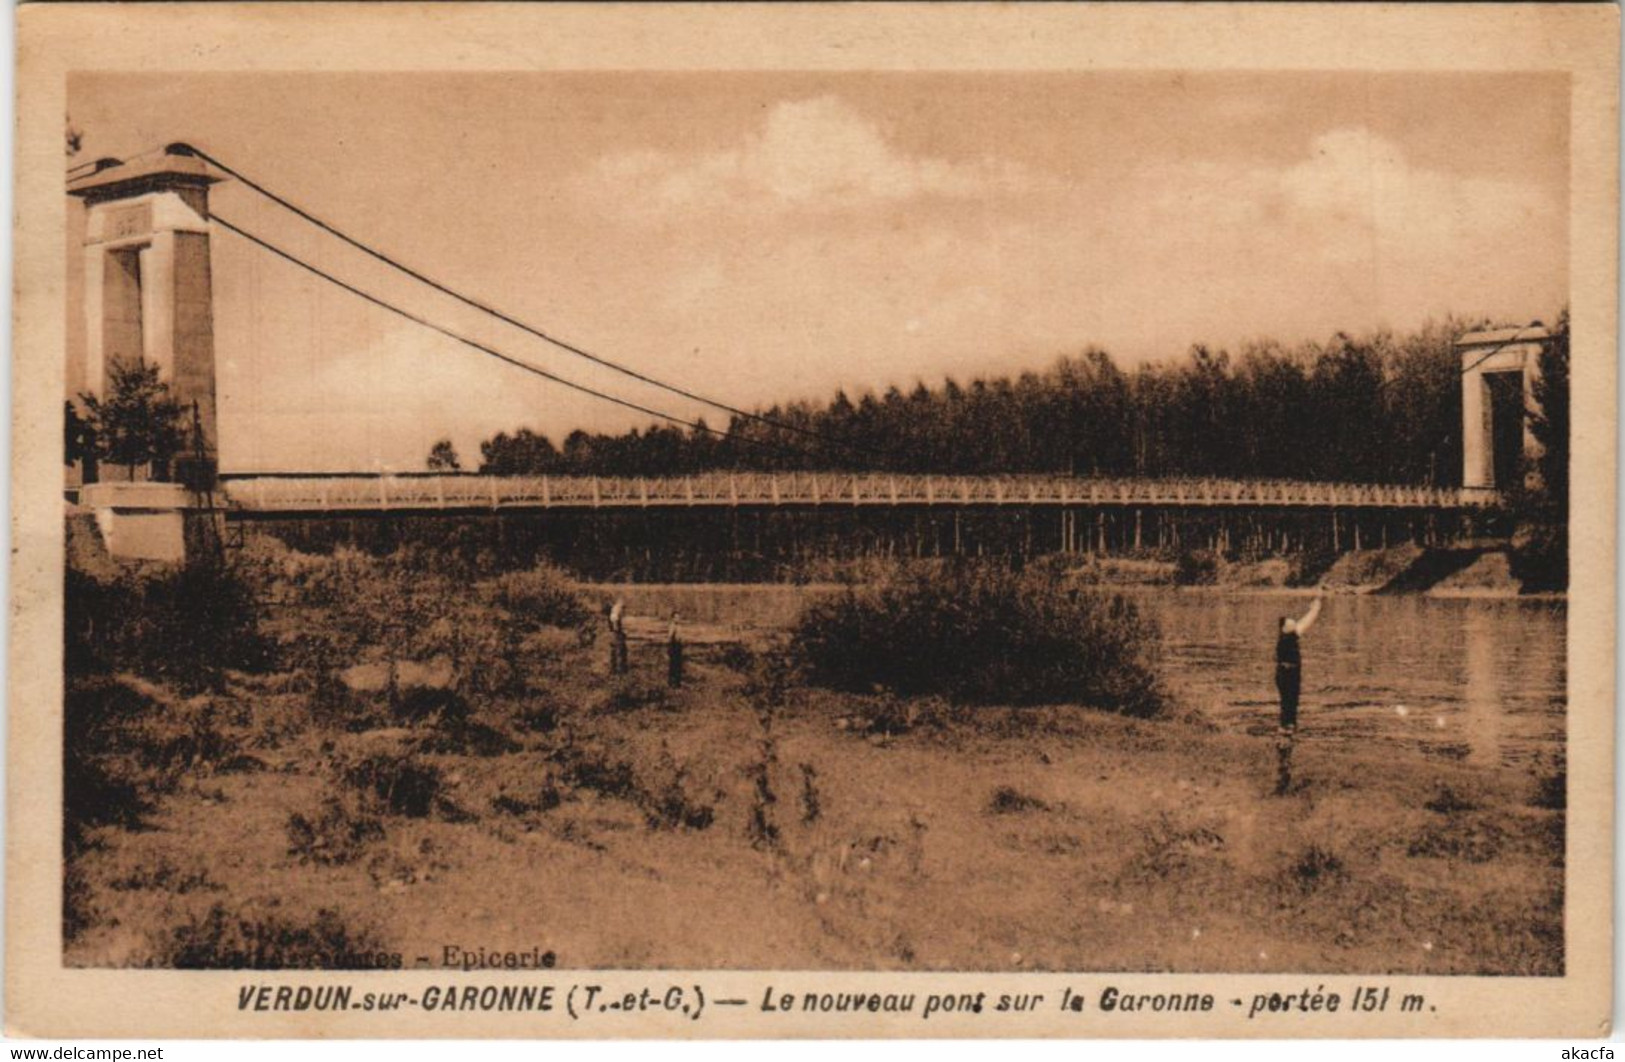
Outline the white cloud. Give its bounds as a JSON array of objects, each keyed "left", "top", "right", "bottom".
[
  {"left": 1277, "top": 127, "right": 1556, "bottom": 255},
  {"left": 581, "top": 96, "right": 1043, "bottom": 220}
]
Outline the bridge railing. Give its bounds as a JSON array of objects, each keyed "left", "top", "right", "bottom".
[{"left": 220, "top": 472, "right": 1495, "bottom": 513}]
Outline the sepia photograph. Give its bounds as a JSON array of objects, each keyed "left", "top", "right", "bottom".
[{"left": 8, "top": 1, "right": 1616, "bottom": 1041}]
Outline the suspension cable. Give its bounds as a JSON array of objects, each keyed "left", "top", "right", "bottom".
[
  {"left": 213, "top": 214, "right": 817, "bottom": 464},
  {"left": 174, "top": 142, "right": 880, "bottom": 463}
]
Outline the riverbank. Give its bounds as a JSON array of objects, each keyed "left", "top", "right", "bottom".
[
  {"left": 63, "top": 543, "right": 1564, "bottom": 974},
  {"left": 1057, "top": 544, "right": 1552, "bottom": 598}
]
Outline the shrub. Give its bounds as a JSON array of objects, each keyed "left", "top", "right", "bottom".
[
  {"left": 1425, "top": 785, "right": 1480, "bottom": 815},
  {"left": 343, "top": 755, "right": 446, "bottom": 818},
  {"left": 235, "top": 540, "right": 371, "bottom": 608},
  {"left": 414, "top": 717, "right": 519, "bottom": 757},
  {"left": 65, "top": 561, "right": 270, "bottom": 690},
  {"left": 515, "top": 696, "right": 562, "bottom": 734},
  {"left": 286, "top": 796, "right": 385, "bottom": 866},
  {"left": 556, "top": 746, "right": 639, "bottom": 801},
  {"left": 155, "top": 903, "right": 395, "bottom": 969},
  {"left": 714, "top": 642, "right": 757, "bottom": 672},
  {"left": 599, "top": 673, "right": 673, "bottom": 714},
  {"left": 63, "top": 677, "right": 228, "bottom": 849},
  {"left": 63, "top": 860, "right": 96, "bottom": 945},
  {"left": 1288, "top": 844, "right": 1347, "bottom": 890},
  {"left": 844, "top": 693, "right": 966, "bottom": 736},
  {"left": 391, "top": 686, "right": 469, "bottom": 727},
  {"left": 793, "top": 563, "right": 1164, "bottom": 715},
  {"left": 1173, "top": 549, "right": 1221, "bottom": 586},
  {"left": 643, "top": 773, "right": 715, "bottom": 831},
  {"left": 1531, "top": 751, "right": 1567, "bottom": 811},
  {"left": 1286, "top": 545, "right": 1340, "bottom": 587},
  {"left": 987, "top": 786, "right": 1049, "bottom": 814},
  {"left": 483, "top": 567, "right": 593, "bottom": 632},
  {"left": 641, "top": 747, "right": 715, "bottom": 831},
  {"left": 306, "top": 669, "right": 378, "bottom": 732}
]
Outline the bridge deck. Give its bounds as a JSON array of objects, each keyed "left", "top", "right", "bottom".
[{"left": 218, "top": 473, "right": 1494, "bottom": 515}]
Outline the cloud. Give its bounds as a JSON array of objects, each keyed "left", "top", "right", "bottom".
[
  {"left": 581, "top": 96, "right": 1044, "bottom": 220},
  {"left": 1278, "top": 127, "right": 1557, "bottom": 255}
]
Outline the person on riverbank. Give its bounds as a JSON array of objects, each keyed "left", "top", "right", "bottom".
[
  {"left": 608, "top": 597, "right": 629, "bottom": 675},
  {"left": 663, "top": 617, "right": 682, "bottom": 691},
  {"left": 1274, "top": 589, "right": 1324, "bottom": 795},
  {"left": 666, "top": 611, "right": 684, "bottom": 688}
]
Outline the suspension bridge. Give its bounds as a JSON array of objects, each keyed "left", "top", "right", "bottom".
[
  {"left": 221, "top": 471, "right": 1484, "bottom": 516},
  {"left": 65, "top": 144, "right": 1540, "bottom": 564}
]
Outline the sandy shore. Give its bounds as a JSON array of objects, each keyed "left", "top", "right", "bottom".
[{"left": 67, "top": 634, "right": 1563, "bottom": 974}]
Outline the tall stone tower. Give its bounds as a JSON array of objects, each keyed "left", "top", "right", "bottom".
[
  {"left": 68, "top": 148, "right": 222, "bottom": 487},
  {"left": 68, "top": 149, "right": 222, "bottom": 562},
  {"left": 1457, "top": 325, "right": 1550, "bottom": 494}
]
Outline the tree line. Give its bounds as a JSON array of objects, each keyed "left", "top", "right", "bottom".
[{"left": 463, "top": 316, "right": 1560, "bottom": 487}]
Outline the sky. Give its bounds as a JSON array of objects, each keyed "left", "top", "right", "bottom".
[{"left": 67, "top": 72, "right": 1569, "bottom": 472}]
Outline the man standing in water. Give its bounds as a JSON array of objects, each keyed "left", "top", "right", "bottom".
[
  {"left": 666, "top": 611, "right": 684, "bottom": 689},
  {"left": 1274, "top": 589, "right": 1324, "bottom": 795},
  {"left": 608, "top": 597, "right": 629, "bottom": 675}
]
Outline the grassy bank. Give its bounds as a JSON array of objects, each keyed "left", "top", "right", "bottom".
[{"left": 63, "top": 537, "right": 1563, "bottom": 973}]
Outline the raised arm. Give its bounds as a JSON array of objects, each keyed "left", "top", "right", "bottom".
[{"left": 1291, "top": 594, "right": 1324, "bottom": 636}]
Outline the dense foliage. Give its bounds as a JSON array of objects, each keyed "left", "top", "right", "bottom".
[
  {"left": 1511, "top": 308, "right": 1570, "bottom": 590},
  {"left": 471, "top": 319, "right": 1498, "bottom": 485},
  {"left": 77, "top": 357, "right": 186, "bottom": 481},
  {"left": 793, "top": 563, "right": 1164, "bottom": 715},
  {"left": 64, "top": 562, "right": 269, "bottom": 690}
]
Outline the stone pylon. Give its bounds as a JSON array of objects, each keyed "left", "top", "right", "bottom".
[{"left": 68, "top": 148, "right": 224, "bottom": 562}]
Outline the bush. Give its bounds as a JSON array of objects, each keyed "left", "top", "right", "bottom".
[
  {"left": 235, "top": 540, "right": 372, "bottom": 608},
  {"left": 1289, "top": 844, "right": 1347, "bottom": 889},
  {"left": 598, "top": 673, "right": 673, "bottom": 714},
  {"left": 483, "top": 568, "right": 594, "bottom": 632},
  {"left": 794, "top": 563, "right": 1164, "bottom": 715},
  {"left": 286, "top": 796, "right": 385, "bottom": 866},
  {"left": 391, "top": 686, "right": 469, "bottom": 727},
  {"left": 155, "top": 903, "right": 395, "bottom": 969},
  {"left": 556, "top": 746, "right": 639, "bottom": 801},
  {"left": 343, "top": 755, "right": 446, "bottom": 818},
  {"left": 515, "top": 696, "right": 562, "bottom": 734},
  {"left": 65, "top": 561, "right": 270, "bottom": 690},
  {"left": 306, "top": 669, "right": 378, "bottom": 732},
  {"left": 1286, "top": 546, "right": 1340, "bottom": 588},
  {"left": 64, "top": 677, "right": 229, "bottom": 850},
  {"left": 1173, "top": 549, "right": 1220, "bottom": 586},
  {"left": 987, "top": 786, "right": 1049, "bottom": 814},
  {"left": 1531, "top": 751, "right": 1567, "bottom": 811}
]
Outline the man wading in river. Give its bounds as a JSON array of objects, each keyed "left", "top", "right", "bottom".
[
  {"left": 607, "top": 597, "right": 628, "bottom": 675},
  {"left": 1274, "top": 589, "right": 1324, "bottom": 795}
]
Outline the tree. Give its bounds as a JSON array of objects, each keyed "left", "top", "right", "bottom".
[
  {"left": 1530, "top": 310, "right": 1569, "bottom": 517},
  {"left": 78, "top": 358, "right": 184, "bottom": 482},
  {"left": 1518, "top": 310, "right": 1570, "bottom": 589},
  {"left": 478, "top": 429, "right": 560, "bottom": 475},
  {"left": 426, "top": 438, "right": 462, "bottom": 472},
  {"left": 65, "top": 402, "right": 91, "bottom": 468},
  {"left": 465, "top": 319, "right": 1491, "bottom": 486}
]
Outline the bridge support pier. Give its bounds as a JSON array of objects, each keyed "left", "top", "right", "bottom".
[
  {"left": 80, "top": 482, "right": 221, "bottom": 564},
  {"left": 69, "top": 148, "right": 224, "bottom": 565}
]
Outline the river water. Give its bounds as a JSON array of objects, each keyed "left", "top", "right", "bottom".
[
  {"left": 1124, "top": 590, "right": 1566, "bottom": 769},
  {"left": 589, "top": 584, "right": 1566, "bottom": 769}
]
